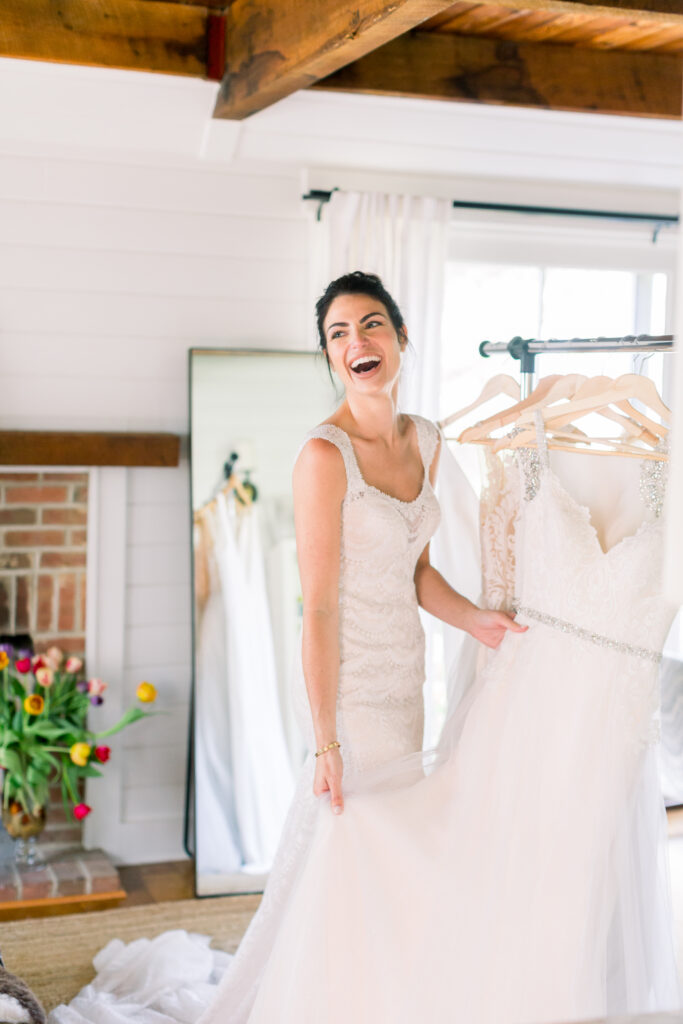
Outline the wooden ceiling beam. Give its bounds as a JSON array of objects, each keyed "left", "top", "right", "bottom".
[
  {"left": 311, "top": 29, "right": 683, "bottom": 118},
  {"left": 213, "top": 0, "right": 469, "bottom": 119},
  {"left": 426, "top": 0, "right": 683, "bottom": 24},
  {"left": 0, "top": 0, "right": 212, "bottom": 76}
]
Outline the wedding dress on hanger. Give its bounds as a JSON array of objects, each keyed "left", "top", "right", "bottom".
[
  {"left": 50, "top": 412, "right": 679, "bottom": 1024},
  {"left": 195, "top": 503, "right": 242, "bottom": 877},
  {"left": 242, "top": 412, "right": 679, "bottom": 1023},
  {"left": 195, "top": 491, "right": 294, "bottom": 883}
]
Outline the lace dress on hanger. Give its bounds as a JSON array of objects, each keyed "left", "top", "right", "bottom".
[{"left": 239, "top": 412, "right": 680, "bottom": 1023}]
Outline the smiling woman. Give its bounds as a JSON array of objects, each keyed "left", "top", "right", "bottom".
[{"left": 316, "top": 270, "right": 408, "bottom": 373}]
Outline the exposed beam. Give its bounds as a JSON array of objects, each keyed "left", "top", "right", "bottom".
[
  {"left": 213, "top": 0, "right": 467, "bottom": 119},
  {"left": 312, "top": 29, "right": 683, "bottom": 118},
  {"left": 426, "top": 0, "right": 683, "bottom": 23},
  {"left": 0, "top": 0, "right": 210, "bottom": 76}
]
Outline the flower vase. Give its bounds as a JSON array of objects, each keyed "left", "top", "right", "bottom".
[{"left": 2, "top": 802, "right": 46, "bottom": 866}]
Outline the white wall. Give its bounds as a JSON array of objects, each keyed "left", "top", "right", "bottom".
[{"left": 1, "top": 56, "right": 681, "bottom": 862}]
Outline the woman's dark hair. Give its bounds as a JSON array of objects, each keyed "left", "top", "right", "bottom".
[{"left": 315, "top": 271, "right": 406, "bottom": 363}]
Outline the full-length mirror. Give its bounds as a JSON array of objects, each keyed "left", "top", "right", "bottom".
[{"left": 190, "top": 349, "right": 336, "bottom": 896}]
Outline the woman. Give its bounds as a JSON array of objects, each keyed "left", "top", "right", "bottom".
[
  {"left": 53, "top": 272, "right": 679, "bottom": 1024},
  {"left": 197, "top": 271, "right": 524, "bottom": 1024},
  {"left": 294, "top": 271, "right": 523, "bottom": 813},
  {"left": 52, "top": 272, "right": 524, "bottom": 1024}
]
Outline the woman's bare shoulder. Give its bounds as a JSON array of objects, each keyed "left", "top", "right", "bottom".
[{"left": 293, "top": 433, "right": 346, "bottom": 493}]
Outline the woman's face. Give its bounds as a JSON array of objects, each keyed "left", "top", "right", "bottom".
[{"left": 322, "top": 293, "right": 406, "bottom": 397}]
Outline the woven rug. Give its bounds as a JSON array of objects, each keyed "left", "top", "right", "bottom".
[{"left": 0, "top": 893, "right": 261, "bottom": 1013}]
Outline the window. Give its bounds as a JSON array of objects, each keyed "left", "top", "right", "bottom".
[
  {"left": 423, "top": 216, "right": 677, "bottom": 753},
  {"left": 440, "top": 262, "right": 670, "bottom": 428}
]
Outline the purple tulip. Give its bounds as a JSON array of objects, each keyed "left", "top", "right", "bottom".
[
  {"left": 76, "top": 680, "right": 89, "bottom": 693},
  {"left": 0, "top": 643, "right": 14, "bottom": 658},
  {"left": 90, "top": 695, "right": 104, "bottom": 706},
  {"left": 15, "top": 647, "right": 32, "bottom": 661}
]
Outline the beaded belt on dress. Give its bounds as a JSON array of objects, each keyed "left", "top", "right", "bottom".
[{"left": 511, "top": 601, "right": 662, "bottom": 664}]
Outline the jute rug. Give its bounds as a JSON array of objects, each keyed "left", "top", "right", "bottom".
[{"left": 0, "top": 894, "right": 261, "bottom": 1013}]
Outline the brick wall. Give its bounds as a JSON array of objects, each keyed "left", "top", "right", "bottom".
[
  {"left": 0, "top": 469, "right": 89, "bottom": 853},
  {"left": 0, "top": 471, "right": 88, "bottom": 655}
]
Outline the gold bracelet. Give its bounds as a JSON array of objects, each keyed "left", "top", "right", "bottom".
[{"left": 315, "top": 740, "right": 341, "bottom": 758}]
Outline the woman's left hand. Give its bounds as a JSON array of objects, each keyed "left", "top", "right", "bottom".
[{"left": 466, "top": 607, "right": 528, "bottom": 649}]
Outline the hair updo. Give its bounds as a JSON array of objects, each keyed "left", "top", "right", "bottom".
[{"left": 315, "top": 271, "right": 406, "bottom": 366}]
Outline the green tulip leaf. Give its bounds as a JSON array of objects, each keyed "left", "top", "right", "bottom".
[{"left": 93, "top": 707, "right": 152, "bottom": 739}]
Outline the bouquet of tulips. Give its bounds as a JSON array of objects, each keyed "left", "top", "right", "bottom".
[{"left": 0, "top": 643, "right": 157, "bottom": 824}]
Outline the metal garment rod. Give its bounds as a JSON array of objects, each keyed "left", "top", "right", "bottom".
[
  {"left": 302, "top": 190, "right": 679, "bottom": 229},
  {"left": 480, "top": 334, "right": 674, "bottom": 398}
]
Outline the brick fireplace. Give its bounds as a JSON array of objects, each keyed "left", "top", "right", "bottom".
[
  {"left": 0, "top": 470, "right": 88, "bottom": 654},
  {"left": 0, "top": 469, "right": 89, "bottom": 858}
]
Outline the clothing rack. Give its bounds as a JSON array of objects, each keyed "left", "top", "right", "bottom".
[{"left": 480, "top": 334, "right": 674, "bottom": 398}]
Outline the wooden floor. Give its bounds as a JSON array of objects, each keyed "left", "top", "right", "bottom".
[{"left": 118, "top": 859, "right": 195, "bottom": 906}]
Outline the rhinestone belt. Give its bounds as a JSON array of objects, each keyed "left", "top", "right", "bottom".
[{"left": 511, "top": 601, "right": 662, "bottom": 664}]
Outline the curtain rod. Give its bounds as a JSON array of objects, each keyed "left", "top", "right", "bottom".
[{"left": 302, "top": 189, "right": 679, "bottom": 232}]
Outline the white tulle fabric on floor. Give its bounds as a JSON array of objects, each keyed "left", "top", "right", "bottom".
[
  {"left": 49, "top": 932, "right": 231, "bottom": 1024},
  {"left": 51, "top": 415, "right": 680, "bottom": 1024}
]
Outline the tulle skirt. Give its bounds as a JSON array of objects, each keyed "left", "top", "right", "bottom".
[
  {"left": 245, "top": 627, "right": 681, "bottom": 1023},
  {"left": 51, "top": 629, "right": 681, "bottom": 1024}
]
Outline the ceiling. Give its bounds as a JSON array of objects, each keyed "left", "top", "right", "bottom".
[{"left": 2, "top": 0, "right": 682, "bottom": 119}]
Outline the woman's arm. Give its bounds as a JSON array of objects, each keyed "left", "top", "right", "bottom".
[
  {"left": 414, "top": 430, "right": 526, "bottom": 649},
  {"left": 293, "top": 438, "right": 347, "bottom": 813},
  {"left": 414, "top": 554, "right": 524, "bottom": 648}
]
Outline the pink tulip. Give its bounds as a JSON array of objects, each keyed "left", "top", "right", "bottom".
[
  {"left": 94, "top": 745, "right": 111, "bottom": 763},
  {"left": 45, "top": 646, "right": 64, "bottom": 669},
  {"left": 15, "top": 657, "right": 31, "bottom": 673},
  {"left": 88, "top": 678, "right": 108, "bottom": 696},
  {"left": 73, "top": 803, "right": 92, "bottom": 821},
  {"left": 35, "top": 667, "right": 55, "bottom": 688},
  {"left": 65, "top": 656, "right": 83, "bottom": 674}
]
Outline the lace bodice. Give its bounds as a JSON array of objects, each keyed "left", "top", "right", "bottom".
[
  {"left": 295, "top": 415, "right": 441, "bottom": 771},
  {"left": 513, "top": 414, "right": 674, "bottom": 749}
]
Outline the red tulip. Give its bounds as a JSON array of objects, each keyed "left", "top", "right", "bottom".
[
  {"left": 94, "top": 745, "right": 111, "bottom": 763},
  {"left": 31, "top": 655, "right": 46, "bottom": 670},
  {"left": 73, "top": 803, "right": 92, "bottom": 821},
  {"left": 15, "top": 658, "right": 31, "bottom": 673}
]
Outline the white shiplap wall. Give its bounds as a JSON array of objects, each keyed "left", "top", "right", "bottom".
[
  {"left": 1, "top": 57, "right": 681, "bottom": 862},
  {"left": 0, "top": 123, "right": 312, "bottom": 863}
]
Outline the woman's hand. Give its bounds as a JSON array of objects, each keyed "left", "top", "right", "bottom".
[
  {"left": 466, "top": 607, "right": 528, "bottom": 650},
  {"left": 313, "top": 747, "right": 344, "bottom": 815}
]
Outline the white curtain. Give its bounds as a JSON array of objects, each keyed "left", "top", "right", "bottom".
[
  {"left": 327, "top": 190, "right": 451, "bottom": 421},
  {"left": 325, "top": 190, "right": 481, "bottom": 741}
]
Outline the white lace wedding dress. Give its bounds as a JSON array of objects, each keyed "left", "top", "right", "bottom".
[{"left": 51, "top": 413, "right": 680, "bottom": 1024}]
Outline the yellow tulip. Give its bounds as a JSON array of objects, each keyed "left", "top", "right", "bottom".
[
  {"left": 136, "top": 681, "right": 157, "bottom": 703},
  {"left": 0, "top": 652, "right": 8, "bottom": 670},
  {"left": 23, "top": 694, "right": 44, "bottom": 715},
  {"left": 70, "top": 742, "right": 91, "bottom": 767}
]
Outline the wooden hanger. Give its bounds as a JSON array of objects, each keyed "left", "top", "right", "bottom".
[
  {"left": 457, "top": 374, "right": 586, "bottom": 444},
  {"left": 518, "top": 374, "right": 669, "bottom": 427},
  {"left": 513, "top": 375, "right": 664, "bottom": 446},
  {"left": 193, "top": 473, "right": 254, "bottom": 520},
  {"left": 439, "top": 374, "right": 520, "bottom": 430},
  {"left": 495, "top": 424, "right": 668, "bottom": 460},
  {"left": 494, "top": 378, "right": 669, "bottom": 461},
  {"left": 459, "top": 373, "right": 670, "bottom": 461}
]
